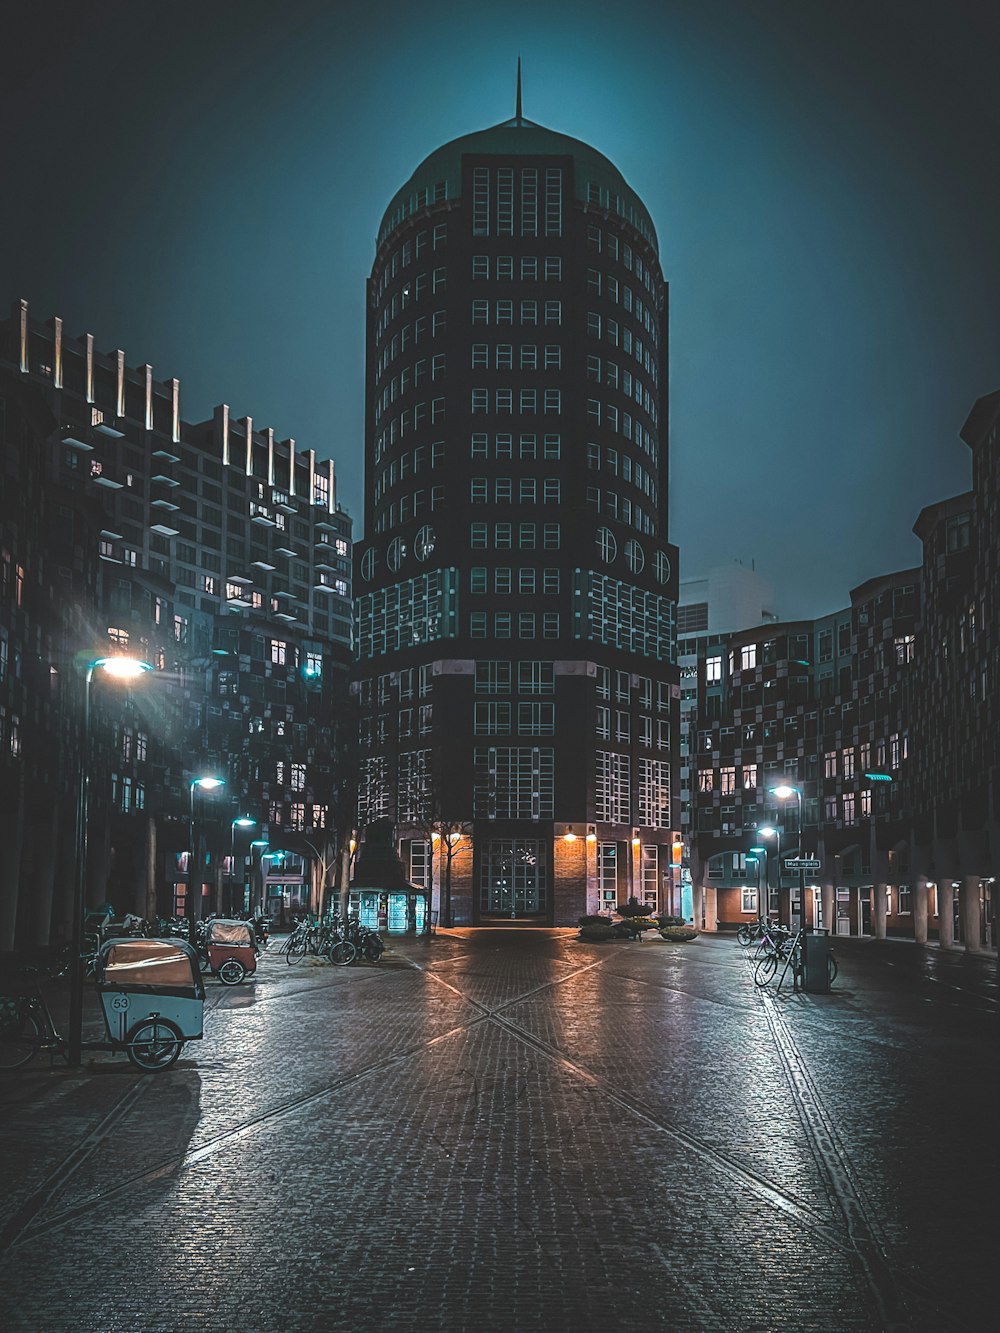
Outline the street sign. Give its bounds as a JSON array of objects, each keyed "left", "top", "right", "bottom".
[{"left": 784, "top": 857, "right": 822, "bottom": 871}]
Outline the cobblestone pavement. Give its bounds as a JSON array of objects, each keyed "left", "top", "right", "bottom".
[{"left": 0, "top": 931, "right": 995, "bottom": 1333}]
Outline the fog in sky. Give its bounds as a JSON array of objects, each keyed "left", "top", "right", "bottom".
[{"left": 4, "top": 0, "right": 997, "bottom": 619}]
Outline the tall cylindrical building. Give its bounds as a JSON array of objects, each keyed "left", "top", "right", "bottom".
[{"left": 354, "top": 98, "right": 679, "bottom": 927}]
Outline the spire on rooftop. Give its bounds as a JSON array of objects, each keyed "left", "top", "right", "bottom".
[{"left": 516, "top": 56, "right": 523, "bottom": 122}]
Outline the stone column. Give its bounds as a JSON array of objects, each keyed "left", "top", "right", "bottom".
[
  {"left": 937, "top": 882, "right": 955, "bottom": 948},
  {"left": 692, "top": 880, "right": 705, "bottom": 931},
  {"left": 912, "top": 880, "right": 929, "bottom": 945},
  {"left": 28, "top": 809, "right": 58, "bottom": 948},
  {"left": 704, "top": 885, "right": 718, "bottom": 933},
  {"left": 874, "top": 883, "right": 888, "bottom": 940},
  {"left": 960, "top": 876, "right": 982, "bottom": 952},
  {"left": 821, "top": 883, "right": 835, "bottom": 935},
  {"left": 0, "top": 779, "right": 26, "bottom": 952},
  {"left": 143, "top": 816, "right": 158, "bottom": 922}
]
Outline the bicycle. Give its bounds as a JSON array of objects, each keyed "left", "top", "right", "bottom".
[
  {"left": 0, "top": 975, "right": 63, "bottom": 1070},
  {"left": 748, "top": 918, "right": 793, "bottom": 961},
  {"left": 284, "top": 921, "right": 315, "bottom": 963},
  {"left": 736, "top": 917, "right": 778, "bottom": 948},
  {"left": 336, "top": 918, "right": 385, "bottom": 964},
  {"left": 754, "top": 928, "right": 838, "bottom": 990},
  {"left": 52, "top": 932, "right": 102, "bottom": 981}
]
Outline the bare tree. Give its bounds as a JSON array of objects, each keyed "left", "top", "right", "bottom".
[{"left": 405, "top": 755, "right": 471, "bottom": 929}]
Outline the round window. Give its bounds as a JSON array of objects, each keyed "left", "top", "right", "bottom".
[
  {"left": 387, "top": 537, "right": 406, "bottom": 572},
  {"left": 414, "top": 525, "right": 436, "bottom": 561},
  {"left": 654, "top": 550, "right": 671, "bottom": 584},
  {"left": 596, "top": 527, "right": 617, "bottom": 563},
  {"left": 625, "top": 540, "right": 645, "bottom": 574},
  {"left": 360, "top": 548, "right": 377, "bottom": 582}
]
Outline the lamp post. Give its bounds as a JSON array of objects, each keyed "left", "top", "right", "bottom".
[
  {"left": 69, "top": 655, "right": 153, "bottom": 1068},
  {"left": 230, "top": 817, "right": 256, "bottom": 914},
  {"left": 757, "top": 826, "right": 781, "bottom": 922},
  {"left": 249, "top": 840, "right": 269, "bottom": 916},
  {"left": 770, "top": 784, "right": 805, "bottom": 933},
  {"left": 748, "top": 846, "right": 767, "bottom": 917},
  {"left": 188, "top": 776, "right": 225, "bottom": 942}
]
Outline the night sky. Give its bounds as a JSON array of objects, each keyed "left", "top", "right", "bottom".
[{"left": 4, "top": 0, "right": 997, "bottom": 619}]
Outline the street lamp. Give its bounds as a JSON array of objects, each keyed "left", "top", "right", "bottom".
[
  {"left": 249, "top": 841, "right": 269, "bottom": 916},
  {"left": 757, "top": 826, "right": 781, "bottom": 922},
  {"left": 770, "top": 784, "right": 805, "bottom": 933},
  {"left": 188, "top": 776, "right": 225, "bottom": 941},
  {"left": 230, "top": 816, "right": 256, "bottom": 914},
  {"left": 748, "top": 846, "right": 767, "bottom": 916},
  {"left": 69, "top": 654, "right": 153, "bottom": 1068}
]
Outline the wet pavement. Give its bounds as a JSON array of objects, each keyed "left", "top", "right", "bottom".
[{"left": 0, "top": 930, "right": 995, "bottom": 1332}]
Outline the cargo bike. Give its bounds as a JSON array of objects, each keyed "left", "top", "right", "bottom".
[
  {"left": 0, "top": 936, "right": 205, "bottom": 1073},
  {"left": 204, "top": 918, "right": 260, "bottom": 986}
]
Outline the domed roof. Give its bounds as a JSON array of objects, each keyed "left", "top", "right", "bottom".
[{"left": 378, "top": 115, "right": 658, "bottom": 253}]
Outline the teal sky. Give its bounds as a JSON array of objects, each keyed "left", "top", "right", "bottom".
[{"left": 4, "top": 0, "right": 997, "bottom": 618}]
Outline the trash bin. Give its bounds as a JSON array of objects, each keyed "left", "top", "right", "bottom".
[{"left": 802, "top": 929, "right": 832, "bottom": 993}]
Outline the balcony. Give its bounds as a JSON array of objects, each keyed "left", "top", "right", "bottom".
[
  {"left": 61, "top": 429, "right": 93, "bottom": 451},
  {"left": 90, "top": 408, "right": 123, "bottom": 438}
]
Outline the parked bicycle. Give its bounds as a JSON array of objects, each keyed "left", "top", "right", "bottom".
[
  {"left": 736, "top": 917, "right": 778, "bottom": 948},
  {"left": 340, "top": 917, "right": 385, "bottom": 964},
  {"left": 753, "top": 927, "right": 838, "bottom": 990}
]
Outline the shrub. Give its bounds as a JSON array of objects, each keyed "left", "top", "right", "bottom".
[
  {"left": 616, "top": 896, "right": 650, "bottom": 919},
  {"left": 578, "top": 914, "right": 614, "bottom": 927},
  {"left": 656, "top": 914, "right": 686, "bottom": 928},
  {"left": 659, "top": 926, "right": 699, "bottom": 942},
  {"left": 578, "top": 924, "right": 616, "bottom": 942}
]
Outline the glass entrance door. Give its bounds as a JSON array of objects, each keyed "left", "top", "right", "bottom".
[{"left": 480, "top": 839, "right": 548, "bottom": 917}]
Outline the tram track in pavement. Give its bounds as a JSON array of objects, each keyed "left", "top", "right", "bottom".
[
  {"left": 1, "top": 940, "right": 970, "bottom": 1331},
  {"left": 0, "top": 963, "right": 349, "bottom": 1259},
  {"left": 0, "top": 977, "right": 238, "bottom": 1258},
  {"left": 741, "top": 948, "right": 966, "bottom": 1333},
  {"left": 5, "top": 948, "right": 856, "bottom": 1265}
]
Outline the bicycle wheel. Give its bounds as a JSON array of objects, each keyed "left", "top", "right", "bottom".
[
  {"left": 754, "top": 954, "right": 778, "bottom": 988},
  {"left": 218, "top": 958, "right": 246, "bottom": 986},
  {"left": 127, "top": 1019, "right": 182, "bottom": 1071},
  {"left": 328, "top": 940, "right": 356, "bottom": 967},
  {"left": 363, "top": 936, "right": 384, "bottom": 963},
  {"left": 287, "top": 939, "right": 308, "bottom": 963},
  {"left": 828, "top": 953, "right": 839, "bottom": 985},
  {"left": 736, "top": 924, "right": 753, "bottom": 947},
  {"left": 0, "top": 1008, "right": 42, "bottom": 1071}
]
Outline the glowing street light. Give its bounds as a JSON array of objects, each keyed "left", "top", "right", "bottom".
[
  {"left": 770, "top": 784, "right": 805, "bottom": 932},
  {"left": 188, "top": 775, "right": 225, "bottom": 940},
  {"left": 230, "top": 816, "right": 256, "bottom": 913},
  {"left": 747, "top": 845, "right": 767, "bottom": 912},
  {"left": 758, "top": 826, "right": 781, "bottom": 921},
  {"left": 69, "top": 654, "right": 153, "bottom": 1067}
]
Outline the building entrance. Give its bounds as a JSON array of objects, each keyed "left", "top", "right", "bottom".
[
  {"left": 859, "top": 889, "right": 872, "bottom": 936},
  {"left": 479, "top": 839, "right": 548, "bottom": 918}
]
